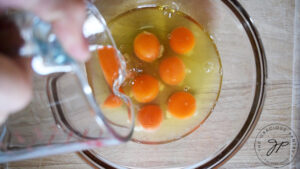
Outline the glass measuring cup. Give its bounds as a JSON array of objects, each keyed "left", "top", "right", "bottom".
[{"left": 0, "top": 1, "right": 134, "bottom": 163}]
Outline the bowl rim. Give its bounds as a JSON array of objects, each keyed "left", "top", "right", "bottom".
[{"left": 81, "top": 0, "right": 267, "bottom": 168}]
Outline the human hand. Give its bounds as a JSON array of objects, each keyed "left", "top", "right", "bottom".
[{"left": 0, "top": 0, "right": 89, "bottom": 124}]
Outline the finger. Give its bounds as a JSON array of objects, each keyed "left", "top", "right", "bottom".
[
  {"left": 51, "top": 0, "right": 90, "bottom": 62},
  {"left": 0, "top": 0, "right": 90, "bottom": 62},
  {"left": 31, "top": 0, "right": 90, "bottom": 61},
  {"left": 0, "top": 55, "right": 32, "bottom": 116}
]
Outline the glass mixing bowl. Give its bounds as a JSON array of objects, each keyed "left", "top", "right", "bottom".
[{"left": 81, "top": 0, "right": 267, "bottom": 168}]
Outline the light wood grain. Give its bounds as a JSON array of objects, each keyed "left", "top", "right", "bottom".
[{"left": 5, "top": 0, "right": 300, "bottom": 168}]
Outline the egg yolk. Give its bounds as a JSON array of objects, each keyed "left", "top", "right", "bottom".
[
  {"left": 169, "top": 27, "right": 195, "bottom": 54},
  {"left": 98, "top": 46, "right": 120, "bottom": 88},
  {"left": 134, "top": 32, "right": 161, "bottom": 62},
  {"left": 138, "top": 105, "right": 163, "bottom": 130},
  {"left": 168, "top": 92, "right": 196, "bottom": 119},
  {"left": 159, "top": 56, "right": 186, "bottom": 85},
  {"left": 103, "top": 94, "right": 122, "bottom": 108},
  {"left": 132, "top": 74, "right": 159, "bottom": 103}
]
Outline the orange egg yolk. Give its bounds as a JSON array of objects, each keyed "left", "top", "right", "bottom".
[
  {"left": 132, "top": 74, "right": 159, "bottom": 103},
  {"left": 134, "top": 32, "right": 161, "bottom": 62},
  {"left": 168, "top": 92, "right": 196, "bottom": 119},
  {"left": 159, "top": 56, "right": 186, "bottom": 85},
  {"left": 97, "top": 46, "right": 120, "bottom": 88},
  {"left": 103, "top": 94, "right": 122, "bottom": 108},
  {"left": 138, "top": 104, "right": 163, "bottom": 130},
  {"left": 169, "top": 27, "right": 195, "bottom": 54}
]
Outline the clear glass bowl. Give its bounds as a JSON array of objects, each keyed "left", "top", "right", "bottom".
[{"left": 81, "top": 0, "right": 267, "bottom": 168}]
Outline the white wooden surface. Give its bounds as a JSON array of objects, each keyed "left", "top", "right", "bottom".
[{"left": 5, "top": 0, "right": 300, "bottom": 168}]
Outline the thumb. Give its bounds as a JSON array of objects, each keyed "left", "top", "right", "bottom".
[{"left": 0, "top": 55, "right": 32, "bottom": 123}]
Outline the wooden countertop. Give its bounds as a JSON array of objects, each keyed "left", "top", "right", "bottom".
[{"left": 5, "top": 0, "right": 300, "bottom": 168}]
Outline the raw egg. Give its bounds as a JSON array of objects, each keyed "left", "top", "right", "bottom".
[
  {"left": 97, "top": 46, "right": 120, "bottom": 88},
  {"left": 169, "top": 27, "right": 195, "bottom": 54},
  {"left": 168, "top": 91, "right": 196, "bottom": 119},
  {"left": 132, "top": 74, "right": 159, "bottom": 103},
  {"left": 138, "top": 104, "right": 163, "bottom": 130},
  {"left": 134, "top": 32, "right": 161, "bottom": 62},
  {"left": 159, "top": 56, "right": 186, "bottom": 85}
]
